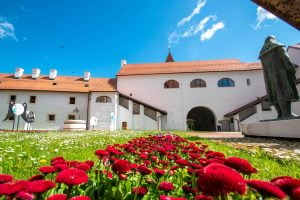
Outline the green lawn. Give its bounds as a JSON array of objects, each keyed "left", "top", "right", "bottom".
[{"left": 0, "top": 130, "right": 299, "bottom": 181}]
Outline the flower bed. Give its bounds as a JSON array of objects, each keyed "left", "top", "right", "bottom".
[{"left": 0, "top": 133, "right": 300, "bottom": 199}]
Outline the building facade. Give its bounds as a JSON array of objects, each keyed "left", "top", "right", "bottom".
[{"left": 0, "top": 48, "right": 299, "bottom": 131}]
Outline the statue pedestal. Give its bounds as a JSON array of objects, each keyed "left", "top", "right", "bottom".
[{"left": 241, "top": 118, "right": 300, "bottom": 139}]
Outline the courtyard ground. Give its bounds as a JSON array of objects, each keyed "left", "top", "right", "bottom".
[{"left": 186, "top": 131, "right": 300, "bottom": 161}]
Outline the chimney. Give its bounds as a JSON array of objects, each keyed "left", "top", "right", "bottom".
[
  {"left": 14, "top": 68, "right": 24, "bottom": 79},
  {"left": 49, "top": 69, "right": 57, "bottom": 80},
  {"left": 84, "top": 71, "right": 90, "bottom": 81},
  {"left": 121, "top": 59, "right": 127, "bottom": 67},
  {"left": 32, "top": 68, "right": 41, "bottom": 79}
]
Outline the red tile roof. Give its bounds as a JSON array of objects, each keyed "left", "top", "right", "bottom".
[
  {"left": 117, "top": 59, "right": 262, "bottom": 76},
  {"left": 0, "top": 74, "right": 116, "bottom": 93}
]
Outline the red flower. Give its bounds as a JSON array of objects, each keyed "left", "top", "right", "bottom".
[
  {"left": 182, "top": 185, "right": 196, "bottom": 194},
  {"left": 16, "top": 191, "right": 35, "bottom": 200},
  {"left": 56, "top": 168, "right": 88, "bottom": 186},
  {"left": 111, "top": 159, "right": 131, "bottom": 174},
  {"left": 271, "top": 176, "right": 300, "bottom": 196},
  {"left": 175, "top": 159, "right": 189, "bottom": 166},
  {"left": 154, "top": 168, "right": 165, "bottom": 178},
  {"left": 195, "top": 195, "right": 213, "bottom": 200},
  {"left": 132, "top": 186, "right": 148, "bottom": 196},
  {"left": 197, "top": 163, "right": 247, "bottom": 196},
  {"left": 224, "top": 157, "right": 257, "bottom": 174},
  {"left": 84, "top": 160, "right": 94, "bottom": 167},
  {"left": 246, "top": 180, "right": 286, "bottom": 199},
  {"left": 205, "top": 151, "right": 225, "bottom": 159},
  {"left": 28, "top": 174, "right": 44, "bottom": 182},
  {"left": 76, "top": 163, "right": 91, "bottom": 171},
  {"left": 159, "top": 195, "right": 187, "bottom": 200},
  {"left": 51, "top": 156, "right": 65, "bottom": 163},
  {"left": 26, "top": 180, "right": 55, "bottom": 193},
  {"left": 39, "top": 166, "right": 57, "bottom": 174},
  {"left": 137, "top": 165, "right": 152, "bottom": 175},
  {"left": 0, "top": 174, "right": 13, "bottom": 183},
  {"left": 95, "top": 149, "right": 109, "bottom": 157},
  {"left": 47, "top": 194, "right": 67, "bottom": 200},
  {"left": 292, "top": 186, "right": 300, "bottom": 199},
  {"left": 54, "top": 164, "right": 69, "bottom": 171},
  {"left": 0, "top": 180, "right": 29, "bottom": 195},
  {"left": 69, "top": 196, "right": 91, "bottom": 200},
  {"left": 139, "top": 152, "right": 149, "bottom": 160},
  {"left": 158, "top": 181, "right": 175, "bottom": 192}
]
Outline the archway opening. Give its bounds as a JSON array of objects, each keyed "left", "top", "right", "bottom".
[{"left": 187, "top": 107, "right": 216, "bottom": 131}]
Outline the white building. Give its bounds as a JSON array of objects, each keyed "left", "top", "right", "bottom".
[{"left": 0, "top": 48, "right": 299, "bottom": 131}]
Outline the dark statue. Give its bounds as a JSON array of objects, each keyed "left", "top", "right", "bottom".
[{"left": 259, "top": 35, "right": 299, "bottom": 119}]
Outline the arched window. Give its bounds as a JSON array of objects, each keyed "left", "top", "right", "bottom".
[
  {"left": 164, "top": 80, "right": 179, "bottom": 88},
  {"left": 190, "top": 79, "right": 206, "bottom": 88},
  {"left": 218, "top": 78, "right": 235, "bottom": 87},
  {"left": 96, "top": 96, "right": 112, "bottom": 103}
]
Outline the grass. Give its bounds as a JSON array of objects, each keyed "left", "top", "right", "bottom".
[
  {"left": 0, "top": 130, "right": 154, "bottom": 179},
  {"left": 177, "top": 132, "right": 300, "bottom": 180},
  {"left": 0, "top": 130, "right": 299, "bottom": 181}
]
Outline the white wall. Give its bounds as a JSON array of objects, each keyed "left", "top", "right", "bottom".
[
  {"left": 288, "top": 47, "right": 300, "bottom": 79},
  {"left": 89, "top": 92, "right": 117, "bottom": 130},
  {"left": 0, "top": 90, "right": 88, "bottom": 130},
  {"left": 117, "top": 70, "right": 266, "bottom": 130},
  {"left": 117, "top": 98, "right": 159, "bottom": 130}
]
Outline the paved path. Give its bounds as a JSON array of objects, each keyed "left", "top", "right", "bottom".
[{"left": 187, "top": 132, "right": 300, "bottom": 161}]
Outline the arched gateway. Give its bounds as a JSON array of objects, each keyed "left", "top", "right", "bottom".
[{"left": 186, "top": 106, "right": 216, "bottom": 131}]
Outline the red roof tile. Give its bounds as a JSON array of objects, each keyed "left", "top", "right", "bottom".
[
  {"left": 117, "top": 59, "right": 262, "bottom": 76},
  {"left": 0, "top": 74, "right": 116, "bottom": 93}
]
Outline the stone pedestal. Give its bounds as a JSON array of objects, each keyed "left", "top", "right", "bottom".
[{"left": 241, "top": 118, "right": 300, "bottom": 139}]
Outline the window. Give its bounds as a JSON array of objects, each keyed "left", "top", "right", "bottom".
[
  {"left": 30, "top": 96, "right": 36, "bottom": 104},
  {"left": 261, "top": 100, "right": 271, "bottom": 111},
  {"left": 190, "top": 79, "right": 206, "bottom": 88},
  {"left": 119, "top": 97, "right": 129, "bottom": 109},
  {"left": 69, "top": 97, "right": 76, "bottom": 104},
  {"left": 246, "top": 78, "right": 251, "bottom": 86},
  {"left": 144, "top": 107, "right": 157, "bottom": 121},
  {"left": 96, "top": 96, "right": 112, "bottom": 103},
  {"left": 218, "top": 78, "right": 235, "bottom": 87},
  {"left": 68, "top": 114, "right": 76, "bottom": 120},
  {"left": 164, "top": 80, "right": 179, "bottom": 88},
  {"left": 133, "top": 102, "right": 140, "bottom": 114},
  {"left": 48, "top": 114, "right": 55, "bottom": 122},
  {"left": 10, "top": 95, "right": 16, "bottom": 103}
]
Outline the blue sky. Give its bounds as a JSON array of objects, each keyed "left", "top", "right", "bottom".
[{"left": 0, "top": 0, "right": 299, "bottom": 78}]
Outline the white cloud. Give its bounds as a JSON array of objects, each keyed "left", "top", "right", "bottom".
[
  {"left": 177, "top": 0, "right": 206, "bottom": 27},
  {"left": 0, "top": 18, "right": 17, "bottom": 41},
  {"left": 194, "top": 15, "right": 216, "bottom": 35},
  {"left": 168, "top": 31, "right": 181, "bottom": 45},
  {"left": 200, "top": 21, "right": 224, "bottom": 41},
  {"left": 252, "top": 6, "right": 277, "bottom": 30}
]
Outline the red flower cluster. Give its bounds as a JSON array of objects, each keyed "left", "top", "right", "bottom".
[
  {"left": 197, "top": 163, "right": 247, "bottom": 196},
  {"left": 224, "top": 157, "right": 257, "bottom": 174},
  {"left": 111, "top": 159, "right": 131, "bottom": 174},
  {"left": 246, "top": 180, "right": 286, "bottom": 199},
  {"left": 56, "top": 168, "right": 88, "bottom": 186},
  {"left": 26, "top": 180, "right": 55, "bottom": 193},
  {"left": 132, "top": 186, "right": 148, "bottom": 196},
  {"left": 158, "top": 182, "right": 175, "bottom": 192},
  {"left": 0, "top": 174, "right": 13, "bottom": 183},
  {"left": 2, "top": 133, "right": 300, "bottom": 199}
]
